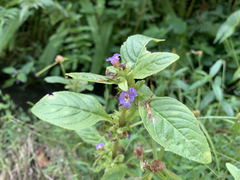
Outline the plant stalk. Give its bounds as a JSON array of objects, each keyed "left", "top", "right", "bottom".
[{"left": 113, "top": 107, "right": 128, "bottom": 159}]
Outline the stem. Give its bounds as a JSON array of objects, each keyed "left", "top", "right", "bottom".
[
  {"left": 120, "top": 107, "right": 128, "bottom": 127},
  {"left": 112, "top": 140, "right": 119, "bottom": 159},
  {"left": 130, "top": 121, "right": 143, "bottom": 128},
  {"left": 124, "top": 155, "right": 135, "bottom": 165},
  {"left": 133, "top": 0, "right": 149, "bottom": 33},
  {"left": 225, "top": 39, "right": 239, "bottom": 67},
  {"left": 60, "top": 61, "right": 66, "bottom": 77},
  {"left": 199, "top": 116, "right": 236, "bottom": 120},
  {"left": 113, "top": 107, "right": 128, "bottom": 159},
  {"left": 158, "top": 146, "right": 165, "bottom": 161},
  {"left": 185, "top": 0, "right": 195, "bottom": 19},
  {"left": 35, "top": 61, "right": 58, "bottom": 76},
  {"left": 152, "top": 138, "right": 157, "bottom": 159}
]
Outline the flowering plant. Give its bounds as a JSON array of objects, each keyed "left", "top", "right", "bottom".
[{"left": 31, "top": 35, "right": 212, "bottom": 179}]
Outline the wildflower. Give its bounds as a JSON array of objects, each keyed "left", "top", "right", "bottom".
[
  {"left": 14, "top": 70, "right": 18, "bottom": 74},
  {"left": 134, "top": 146, "right": 144, "bottom": 159},
  {"left": 151, "top": 159, "right": 166, "bottom": 173},
  {"left": 95, "top": 143, "right": 104, "bottom": 150},
  {"left": 119, "top": 87, "right": 137, "bottom": 108},
  {"left": 106, "top": 53, "right": 121, "bottom": 68}
]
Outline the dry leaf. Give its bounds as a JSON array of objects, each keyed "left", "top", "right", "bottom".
[{"left": 35, "top": 148, "right": 50, "bottom": 168}]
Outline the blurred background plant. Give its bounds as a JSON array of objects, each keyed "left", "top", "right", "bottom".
[{"left": 0, "top": 0, "right": 240, "bottom": 179}]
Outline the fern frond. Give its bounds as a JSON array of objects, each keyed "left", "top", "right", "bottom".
[
  {"left": 0, "top": 9, "right": 30, "bottom": 54},
  {"left": 19, "top": 0, "right": 54, "bottom": 9},
  {"left": 0, "top": 6, "right": 19, "bottom": 24}
]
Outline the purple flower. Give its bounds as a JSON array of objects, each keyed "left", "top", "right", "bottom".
[
  {"left": 119, "top": 87, "right": 138, "bottom": 108},
  {"left": 14, "top": 70, "right": 18, "bottom": 74},
  {"left": 95, "top": 143, "right": 104, "bottom": 150},
  {"left": 127, "top": 134, "right": 131, "bottom": 139},
  {"left": 106, "top": 53, "right": 121, "bottom": 68}
]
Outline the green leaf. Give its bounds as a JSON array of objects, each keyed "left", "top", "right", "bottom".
[
  {"left": 66, "top": 72, "right": 119, "bottom": 84},
  {"left": 2, "top": 67, "right": 15, "bottom": 74},
  {"left": 200, "top": 91, "right": 214, "bottom": 110},
  {"left": 137, "top": 84, "right": 154, "bottom": 102},
  {"left": 226, "top": 163, "right": 240, "bottom": 180},
  {"left": 118, "top": 79, "right": 128, "bottom": 91},
  {"left": 214, "top": 10, "right": 240, "bottom": 43},
  {"left": 2, "top": 78, "right": 15, "bottom": 89},
  {"left": 17, "top": 73, "right": 27, "bottom": 83},
  {"left": 189, "top": 76, "right": 209, "bottom": 90},
  {"left": 229, "top": 66, "right": 240, "bottom": 84},
  {"left": 31, "top": 91, "right": 112, "bottom": 130},
  {"left": 212, "top": 82, "right": 222, "bottom": 102},
  {"left": 209, "top": 59, "right": 223, "bottom": 77},
  {"left": 102, "top": 164, "right": 127, "bottom": 180},
  {"left": 132, "top": 52, "right": 179, "bottom": 79},
  {"left": 76, "top": 126, "right": 105, "bottom": 145},
  {"left": 139, "top": 97, "right": 212, "bottom": 164},
  {"left": 120, "top": 35, "right": 179, "bottom": 79},
  {"left": 21, "top": 61, "right": 34, "bottom": 74},
  {"left": 221, "top": 100, "right": 234, "bottom": 116},
  {"left": 120, "top": 34, "right": 164, "bottom": 64},
  {"left": 44, "top": 76, "right": 69, "bottom": 84}
]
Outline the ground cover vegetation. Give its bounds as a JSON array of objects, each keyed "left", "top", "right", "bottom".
[{"left": 0, "top": 0, "right": 240, "bottom": 179}]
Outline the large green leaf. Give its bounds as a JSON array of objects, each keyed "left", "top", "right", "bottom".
[
  {"left": 66, "top": 72, "right": 119, "bottom": 84},
  {"left": 139, "top": 97, "right": 212, "bottom": 164},
  {"left": 31, "top": 91, "right": 112, "bottom": 130},
  {"left": 120, "top": 35, "right": 179, "bottom": 79},
  {"left": 226, "top": 163, "right": 240, "bottom": 180},
  {"left": 101, "top": 164, "right": 127, "bottom": 180}
]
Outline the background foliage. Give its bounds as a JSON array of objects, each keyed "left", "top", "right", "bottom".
[{"left": 0, "top": 0, "right": 240, "bottom": 179}]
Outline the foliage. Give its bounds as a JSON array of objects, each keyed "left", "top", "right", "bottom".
[
  {"left": 1, "top": 0, "right": 240, "bottom": 179},
  {"left": 32, "top": 34, "right": 212, "bottom": 179}
]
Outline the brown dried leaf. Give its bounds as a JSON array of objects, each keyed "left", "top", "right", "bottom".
[{"left": 35, "top": 148, "right": 50, "bottom": 168}]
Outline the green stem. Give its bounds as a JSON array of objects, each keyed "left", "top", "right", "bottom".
[
  {"left": 130, "top": 121, "right": 143, "bottom": 128},
  {"left": 35, "top": 61, "right": 58, "bottom": 76},
  {"left": 185, "top": 0, "right": 195, "bottom": 19},
  {"left": 199, "top": 122, "right": 220, "bottom": 176},
  {"left": 120, "top": 107, "right": 128, "bottom": 127},
  {"left": 199, "top": 116, "right": 236, "bottom": 120},
  {"left": 158, "top": 146, "right": 165, "bottom": 161},
  {"left": 152, "top": 138, "right": 157, "bottom": 159},
  {"left": 60, "top": 61, "right": 66, "bottom": 77},
  {"left": 113, "top": 107, "right": 128, "bottom": 159},
  {"left": 133, "top": 0, "right": 149, "bottom": 33},
  {"left": 225, "top": 38, "right": 239, "bottom": 67},
  {"left": 112, "top": 140, "right": 119, "bottom": 159},
  {"left": 124, "top": 155, "right": 135, "bottom": 165}
]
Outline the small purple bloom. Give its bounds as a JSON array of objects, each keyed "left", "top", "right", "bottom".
[
  {"left": 119, "top": 87, "right": 138, "bottom": 108},
  {"left": 106, "top": 53, "right": 121, "bottom": 68},
  {"left": 15, "top": 80, "right": 20, "bottom": 84},
  {"left": 127, "top": 134, "right": 131, "bottom": 139},
  {"left": 95, "top": 143, "right": 104, "bottom": 150},
  {"left": 14, "top": 70, "right": 18, "bottom": 74}
]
